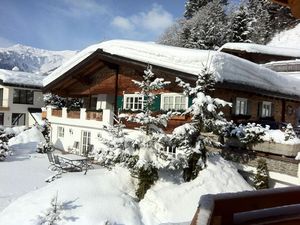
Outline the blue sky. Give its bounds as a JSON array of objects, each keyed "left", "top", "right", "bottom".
[{"left": 0, "top": 0, "right": 184, "bottom": 51}]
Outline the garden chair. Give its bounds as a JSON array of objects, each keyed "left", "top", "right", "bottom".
[{"left": 47, "top": 151, "right": 56, "bottom": 171}]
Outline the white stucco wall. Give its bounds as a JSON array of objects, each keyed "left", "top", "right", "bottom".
[{"left": 0, "top": 85, "right": 44, "bottom": 127}]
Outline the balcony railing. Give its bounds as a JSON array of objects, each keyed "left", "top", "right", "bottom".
[
  {"left": 67, "top": 110, "right": 80, "bottom": 119},
  {"left": 46, "top": 107, "right": 113, "bottom": 126},
  {"left": 86, "top": 111, "right": 102, "bottom": 121},
  {"left": 52, "top": 109, "right": 62, "bottom": 117}
]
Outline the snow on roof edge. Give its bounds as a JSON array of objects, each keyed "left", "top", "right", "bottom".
[
  {"left": 219, "top": 42, "right": 300, "bottom": 58},
  {"left": 44, "top": 40, "right": 300, "bottom": 98},
  {"left": 0, "top": 69, "right": 43, "bottom": 88}
]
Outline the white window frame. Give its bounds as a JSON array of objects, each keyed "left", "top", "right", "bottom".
[
  {"left": 81, "top": 130, "right": 91, "bottom": 155},
  {"left": 261, "top": 101, "right": 272, "bottom": 117},
  {"left": 123, "top": 94, "right": 144, "bottom": 111},
  {"left": 57, "top": 126, "right": 64, "bottom": 138},
  {"left": 235, "top": 97, "right": 248, "bottom": 115},
  {"left": 160, "top": 93, "right": 188, "bottom": 111}
]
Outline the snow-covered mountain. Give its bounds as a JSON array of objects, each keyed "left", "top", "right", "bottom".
[
  {"left": 268, "top": 23, "right": 300, "bottom": 49},
  {"left": 0, "top": 44, "right": 77, "bottom": 75}
]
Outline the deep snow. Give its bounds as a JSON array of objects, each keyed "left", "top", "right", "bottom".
[{"left": 0, "top": 127, "right": 252, "bottom": 225}]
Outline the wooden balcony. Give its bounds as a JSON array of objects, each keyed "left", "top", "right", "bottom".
[
  {"left": 0, "top": 106, "right": 9, "bottom": 111},
  {"left": 46, "top": 107, "right": 114, "bottom": 128},
  {"left": 190, "top": 186, "right": 300, "bottom": 225},
  {"left": 86, "top": 111, "right": 103, "bottom": 121},
  {"left": 52, "top": 109, "right": 62, "bottom": 117},
  {"left": 67, "top": 110, "right": 80, "bottom": 119}
]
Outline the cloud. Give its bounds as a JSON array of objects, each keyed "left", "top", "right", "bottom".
[
  {"left": 0, "top": 37, "right": 15, "bottom": 48},
  {"left": 111, "top": 16, "right": 134, "bottom": 31},
  {"left": 50, "top": 0, "right": 108, "bottom": 18},
  {"left": 111, "top": 4, "right": 174, "bottom": 36}
]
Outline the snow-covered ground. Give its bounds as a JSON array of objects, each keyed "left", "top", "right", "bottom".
[
  {"left": 0, "top": 127, "right": 252, "bottom": 225},
  {"left": 0, "top": 127, "right": 52, "bottom": 211}
]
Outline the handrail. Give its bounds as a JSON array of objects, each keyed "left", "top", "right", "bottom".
[{"left": 191, "top": 186, "right": 300, "bottom": 225}]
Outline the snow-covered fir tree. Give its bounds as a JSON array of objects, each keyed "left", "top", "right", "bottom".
[
  {"left": 183, "top": 0, "right": 228, "bottom": 50},
  {"left": 284, "top": 123, "right": 296, "bottom": 141},
  {"left": 247, "top": 0, "right": 272, "bottom": 44},
  {"left": 254, "top": 158, "right": 269, "bottom": 189},
  {"left": 184, "top": 0, "right": 210, "bottom": 19},
  {"left": 37, "top": 193, "right": 62, "bottom": 225},
  {"left": 227, "top": 5, "right": 252, "bottom": 43},
  {"left": 173, "top": 67, "right": 230, "bottom": 181}
]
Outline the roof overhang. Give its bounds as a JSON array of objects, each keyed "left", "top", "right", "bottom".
[
  {"left": 272, "top": 0, "right": 300, "bottom": 18},
  {"left": 43, "top": 49, "right": 300, "bottom": 101}
]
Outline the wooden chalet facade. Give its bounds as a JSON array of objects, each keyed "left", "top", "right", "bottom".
[{"left": 43, "top": 40, "right": 300, "bottom": 152}]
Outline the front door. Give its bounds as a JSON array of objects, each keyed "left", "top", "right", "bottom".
[{"left": 81, "top": 131, "right": 91, "bottom": 155}]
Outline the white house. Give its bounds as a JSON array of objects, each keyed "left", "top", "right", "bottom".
[{"left": 0, "top": 69, "right": 44, "bottom": 127}]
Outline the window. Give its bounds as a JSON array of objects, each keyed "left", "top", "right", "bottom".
[
  {"left": 58, "top": 126, "right": 64, "bottom": 138},
  {"left": 81, "top": 131, "right": 91, "bottom": 155},
  {"left": 123, "top": 94, "right": 144, "bottom": 111},
  {"left": 11, "top": 113, "right": 25, "bottom": 126},
  {"left": 235, "top": 97, "right": 248, "bottom": 115},
  {"left": 161, "top": 93, "right": 188, "bottom": 111},
  {"left": 261, "top": 101, "right": 272, "bottom": 117},
  {"left": 13, "top": 89, "right": 33, "bottom": 104}
]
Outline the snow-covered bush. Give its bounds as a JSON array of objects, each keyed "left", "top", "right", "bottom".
[
  {"left": 0, "top": 129, "right": 15, "bottom": 161},
  {"left": 284, "top": 123, "right": 296, "bottom": 141},
  {"left": 44, "top": 93, "right": 82, "bottom": 110},
  {"left": 228, "top": 123, "right": 267, "bottom": 147},
  {"left": 36, "top": 119, "right": 52, "bottom": 153},
  {"left": 173, "top": 67, "right": 230, "bottom": 181},
  {"left": 36, "top": 193, "right": 62, "bottom": 225},
  {"left": 254, "top": 158, "right": 269, "bottom": 189}
]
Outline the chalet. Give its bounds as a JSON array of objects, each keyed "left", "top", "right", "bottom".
[
  {"left": 0, "top": 69, "right": 44, "bottom": 127},
  {"left": 43, "top": 40, "right": 300, "bottom": 153}
]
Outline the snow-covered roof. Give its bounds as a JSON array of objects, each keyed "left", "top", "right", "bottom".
[
  {"left": 44, "top": 40, "right": 300, "bottom": 97},
  {"left": 219, "top": 42, "right": 300, "bottom": 58},
  {"left": 268, "top": 23, "right": 300, "bottom": 49},
  {"left": 0, "top": 69, "right": 43, "bottom": 88}
]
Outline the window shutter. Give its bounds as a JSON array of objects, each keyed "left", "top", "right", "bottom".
[
  {"left": 117, "top": 96, "right": 123, "bottom": 110},
  {"left": 257, "top": 102, "right": 262, "bottom": 118},
  {"left": 231, "top": 97, "right": 236, "bottom": 115},
  {"left": 152, "top": 94, "right": 161, "bottom": 111},
  {"left": 247, "top": 100, "right": 251, "bottom": 116},
  {"left": 271, "top": 102, "right": 275, "bottom": 118},
  {"left": 188, "top": 96, "right": 193, "bottom": 107}
]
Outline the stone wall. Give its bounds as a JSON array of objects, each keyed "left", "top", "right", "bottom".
[{"left": 221, "top": 148, "right": 299, "bottom": 177}]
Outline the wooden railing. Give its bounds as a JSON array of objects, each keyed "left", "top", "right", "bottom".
[
  {"left": 67, "top": 110, "right": 80, "bottom": 119},
  {"left": 190, "top": 186, "right": 300, "bottom": 225},
  {"left": 52, "top": 109, "right": 62, "bottom": 117},
  {"left": 86, "top": 111, "right": 102, "bottom": 121}
]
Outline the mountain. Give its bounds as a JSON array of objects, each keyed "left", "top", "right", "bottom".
[
  {"left": 0, "top": 44, "right": 77, "bottom": 75},
  {"left": 267, "top": 23, "right": 300, "bottom": 49}
]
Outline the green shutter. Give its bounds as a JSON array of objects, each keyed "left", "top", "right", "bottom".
[
  {"left": 117, "top": 96, "right": 123, "bottom": 110},
  {"left": 188, "top": 96, "right": 193, "bottom": 107},
  {"left": 152, "top": 94, "right": 161, "bottom": 111}
]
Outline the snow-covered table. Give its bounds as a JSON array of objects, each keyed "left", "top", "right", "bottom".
[{"left": 58, "top": 154, "right": 88, "bottom": 175}]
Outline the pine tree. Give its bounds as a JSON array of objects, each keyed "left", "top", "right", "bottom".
[
  {"left": 254, "top": 158, "right": 269, "bottom": 189},
  {"left": 127, "top": 65, "right": 171, "bottom": 199},
  {"left": 174, "top": 67, "right": 230, "bottom": 181},
  {"left": 184, "top": 0, "right": 210, "bottom": 19},
  {"left": 182, "top": 0, "right": 228, "bottom": 50},
  {"left": 227, "top": 5, "right": 252, "bottom": 43},
  {"left": 284, "top": 123, "right": 296, "bottom": 141}
]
